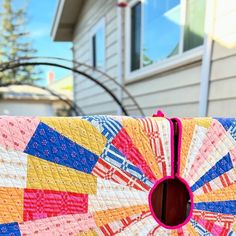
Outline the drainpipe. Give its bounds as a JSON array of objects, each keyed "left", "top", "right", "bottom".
[
  {"left": 199, "top": 36, "right": 213, "bottom": 117},
  {"left": 116, "top": 2, "right": 126, "bottom": 115},
  {"left": 199, "top": 0, "right": 215, "bottom": 116}
]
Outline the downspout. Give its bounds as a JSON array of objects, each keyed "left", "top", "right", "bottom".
[
  {"left": 116, "top": 2, "right": 126, "bottom": 115},
  {"left": 199, "top": 0, "right": 215, "bottom": 116},
  {"left": 199, "top": 36, "right": 213, "bottom": 116}
]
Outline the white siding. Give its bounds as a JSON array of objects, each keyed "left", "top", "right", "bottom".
[
  {"left": 125, "top": 63, "right": 201, "bottom": 117},
  {"left": 73, "top": 0, "right": 119, "bottom": 115},
  {"left": 208, "top": 42, "right": 236, "bottom": 117},
  {"left": 72, "top": 0, "right": 203, "bottom": 117},
  {"left": 207, "top": 1, "right": 236, "bottom": 117},
  {"left": 72, "top": 1, "right": 236, "bottom": 117},
  {"left": 0, "top": 100, "right": 54, "bottom": 116}
]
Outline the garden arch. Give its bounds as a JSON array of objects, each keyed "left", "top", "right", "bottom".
[{"left": 0, "top": 57, "right": 144, "bottom": 116}]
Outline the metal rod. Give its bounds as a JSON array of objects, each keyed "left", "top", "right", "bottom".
[
  {"left": 0, "top": 56, "right": 145, "bottom": 116},
  {"left": 1, "top": 61, "right": 129, "bottom": 115}
]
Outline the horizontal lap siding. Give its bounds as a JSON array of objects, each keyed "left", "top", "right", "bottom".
[
  {"left": 73, "top": 0, "right": 119, "bottom": 115},
  {"left": 72, "top": 1, "right": 236, "bottom": 117},
  {"left": 208, "top": 42, "right": 236, "bottom": 116},
  {"left": 126, "top": 103, "right": 199, "bottom": 117},
  {"left": 72, "top": 0, "right": 203, "bottom": 117},
  {"left": 125, "top": 63, "right": 201, "bottom": 117},
  {"left": 73, "top": 0, "right": 203, "bottom": 117}
]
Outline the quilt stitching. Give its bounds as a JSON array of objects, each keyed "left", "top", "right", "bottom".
[{"left": 0, "top": 116, "right": 235, "bottom": 235}]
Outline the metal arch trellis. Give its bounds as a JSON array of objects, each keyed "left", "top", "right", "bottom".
[
  {"left": 0, "top": 57, "right": 145, "bottom": 116},
  {"left": 1, "top": 61, "right": 129, "bottom": 115}
]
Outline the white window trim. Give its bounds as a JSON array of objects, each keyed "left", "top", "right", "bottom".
[
  {"left": 125, "top": 0, "right": 204, "bottom": 83},
  {"left": 90, "top": 17, "right": 106, "bottom": 71}
]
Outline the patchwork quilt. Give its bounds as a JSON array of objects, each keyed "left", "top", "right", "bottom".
[{"left": 0, "top": 115, "right": 235, "bottom": 235}]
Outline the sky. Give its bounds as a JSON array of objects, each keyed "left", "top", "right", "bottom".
[{"left": 17, "top": 0, "right": 72, "bottom": 84}]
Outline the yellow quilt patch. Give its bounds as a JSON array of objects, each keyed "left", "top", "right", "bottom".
[
  {"left": 194, "top": 184, "right": 236, "bottom": 202},
  {"left": 93, "top": 204, "right": 149, "bottom": 227},
  {"left": 27, "top": 155, "right": 97, "bottom": 194}
]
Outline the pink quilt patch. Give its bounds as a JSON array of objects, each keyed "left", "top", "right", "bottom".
[
  {"left": 23, "top": 189, "right": 88, "bottom": 221},
  {"left": 19, "top": 213, "right": 97, "bottom": 235},
  {"left": 0, "top": 116, "right": 39, "bottom": 151}
]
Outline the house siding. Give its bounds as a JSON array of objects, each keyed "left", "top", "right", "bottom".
[
  {"left": 73, "top": 0, "right": 119, "bottom": 115},
  {"left": 125, "top": 62, "right": 201, "bottom": 117},
  {"left": 207, "top": 2, "right": 236, "bottom": 117},
  {"left": 72, "top": 0, "right": 235, "bottom": 117},
  {"left": 0, "top": 100, "right": 54, "bottom": 116},
  {"left": 208, "top": 42, "right": 236, "bottom": 116}
]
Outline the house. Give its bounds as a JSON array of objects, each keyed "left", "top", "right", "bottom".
[
  {"left": 51, "top": 0, "right": 236, "bottom": 117},
  {"left": 49, "top": 74, "right": 73, "bottom": 100},
  {"left": 0, "top": 75, "right": 73, "bottom": 116},
  {"left": 0, "top": 85, "right": 58, "bottom": 116},
  {"left": 49, "top": 74, "right": 74, "bottom": 116}
]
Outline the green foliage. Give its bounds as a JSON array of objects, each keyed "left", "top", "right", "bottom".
[
  {"left": 0, "top": 0, "right": 40, "bottom": 84},
  {"left": 142, "top": 48, "right": 153, "bottom": 67}
]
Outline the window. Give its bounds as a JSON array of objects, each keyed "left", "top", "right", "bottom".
[
  {"left": 129, "top": 0, "right": 206, "bottom": 72},
  {"left": 131, "top": 2, "right": 141, "bottom": 71},
  {"left": 91, "top": 19, "right": 105, "bottom": 70},
  {"left": 184, "top": 0, "right": 205, "bottom": 51}
]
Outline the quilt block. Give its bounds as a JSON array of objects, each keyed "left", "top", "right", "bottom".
[{"left": 0, "top": 115, "right": 235, "bottom": 235}]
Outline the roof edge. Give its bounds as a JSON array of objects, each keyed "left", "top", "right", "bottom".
[
  {"left": 51, "top": 0, "right": 67, "bottom": 41},
  {"left": 51, "top": 0, "right": 82, "bottom": 41}
]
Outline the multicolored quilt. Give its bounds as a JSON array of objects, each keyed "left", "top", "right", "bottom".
[{"left": 0, "top": 115, "right": 235, "bottom": 235}]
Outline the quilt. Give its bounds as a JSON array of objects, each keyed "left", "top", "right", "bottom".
[{"left": 0, "top": 115, "right": 235, "bottom": 235}]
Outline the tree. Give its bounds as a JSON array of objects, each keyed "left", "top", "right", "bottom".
[{"left": 0, "top": 0, "right": 40, "bottom": 84}]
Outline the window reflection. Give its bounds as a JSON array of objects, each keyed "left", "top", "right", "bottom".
[
  {"left": 143, "top": 0, "right": 181, "bottom": 66},
  {"left": 92, "top": 27, "right": 105, "bottom": 70},
  {"left": 130, "top": 0, "right": 206, "bottom": 72},
  {"left": 131, "top": 3, "right": 141, "bottom": 71},
  {"left": 184, "top": 0, "right": 206, "bottom": 51}
]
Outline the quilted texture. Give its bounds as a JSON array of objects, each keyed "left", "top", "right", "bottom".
[
  {"left": 0, "top": 115, "right": 235, "bottom": 235},
  {"left": 177, "top": 117, "right": 236, "bottom": 235}
]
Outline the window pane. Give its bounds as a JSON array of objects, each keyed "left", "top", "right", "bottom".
[
  {"left": 143, "top": 0, "right": 181, "bottom": 66},
  {"left": 92, "top": 35, "right": 97, "bottom": 67},
  {"left": 92, "top": 27, "right": 105, "bottom": 70},
  {"left": 184, "top": 0, "right": 206, "bottom": 51},
  {"left": 131, "top": 2, "right": 141, "bottom": 71}
]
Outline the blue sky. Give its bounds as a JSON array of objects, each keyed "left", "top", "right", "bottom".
[{"left": 20, "top": 0, "right": 72, "bottom": 84}]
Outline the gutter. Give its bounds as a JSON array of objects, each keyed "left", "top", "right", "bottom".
[{"left": 51, "top": 0, "right": 66, "bottom": 40}]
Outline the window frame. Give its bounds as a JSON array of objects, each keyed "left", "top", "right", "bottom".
[
  {"left": 90, "top": 18, "right": 106, "bottom": 71},
  {"left": 125, "top": 0, "right": 205, "bottom": 83}
]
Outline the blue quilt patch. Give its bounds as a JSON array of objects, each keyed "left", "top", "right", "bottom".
[
  {"left": 101, "top": 142, "right": 152, "bottom": 186},
  {"left": 82, "top": 116, "right": 122, "bottom": 141},
  {"left": 216, "top": 118, "right": 236, "bottom": 141},
  {"left": 24, "top": 122, "right": 99, "bottom": 173},
  {"left": 194, "top": 200, "right": 236, "bottom": 215},
  {"left": 0, "top": 222, "right": 21, "bottom": 236},
  {"left": 191, "top": 153, "right": 233, "bottom": 192}
]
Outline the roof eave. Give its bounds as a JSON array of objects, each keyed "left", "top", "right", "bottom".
[{"left": 51, "top": 0, "right": 82, "bottom": 42}]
